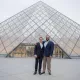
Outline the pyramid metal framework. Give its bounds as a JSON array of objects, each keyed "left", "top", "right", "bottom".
[{"left": 0, "top": 1, "right": 80, "bottom": 57}]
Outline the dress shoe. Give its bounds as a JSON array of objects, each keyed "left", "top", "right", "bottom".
[
  {"left": 33, "top": 72, "right": 37, "bottom": 75},
  {"left": 49, "top": 72, "right": 51, "bottom": 75},
  {"left": 39, "top": 72, "right": 41, "bottom": 75},
  {"left": 41, "top": 72, "right": 45, "bottom": 74}
]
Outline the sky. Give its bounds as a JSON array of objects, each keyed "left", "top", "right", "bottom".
[{"left": 0, "top": 0, "right": 80, "bottom": 24}]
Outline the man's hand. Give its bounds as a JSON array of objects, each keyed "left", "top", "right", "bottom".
[
  {"left": 34, "top": 55, "right": 37, "bottom": 58},
  {"left": 50, "top": 56, "right": 53, "bottom": 58}
]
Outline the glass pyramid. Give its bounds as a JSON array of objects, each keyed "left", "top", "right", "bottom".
[{"left": 0, "top": 1, "right": 80, "bottom": 58}]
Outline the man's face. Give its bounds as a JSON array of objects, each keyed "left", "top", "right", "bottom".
[{"left": 46, "top": 35, "right": 50, "bottom": 41}]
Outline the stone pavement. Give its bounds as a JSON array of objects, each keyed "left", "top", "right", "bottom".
[{"left": 0, "top": 58, "right": 80, "bottom": 80}]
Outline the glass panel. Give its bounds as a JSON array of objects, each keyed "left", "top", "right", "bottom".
[
  {"left": 3, "top": 39, "right": 11, "bottom": 47},
  {"left": 0, "top": 49, "right": 7, "bottom": 55},
  {"left": 0, "top": 31, "right": 6, "bottom": 37},
  {"left": 48, "top": 32, "right": 55, "bottom": 38},
  {"left": 7, "top": 31, "right": 14, "bottom": 38},
  {"left": 61, "top": 35, "right": 69, "bottom": 44},
  {"left": 66, "top": 41, "right": 75, "bottom": 49},
  {"left": 71, "top": 51, "right": 79, "bottom": 56},
  {"left": 72, "top": 46, "right": 80, "bottom": 55},
  {"left": 1, "top": 35, "right": 9, "bottom": 42},
  {"left": 6, "top": 44, "right": 14, "bottom": 53},
  {"left": 0, "top": 43, "right": 4, "bottom": 52},
  {"left": 0, "top": 39, "right": 1, "bottom": 45},
  {"left": 9, "top": 35, "right": 17, "bottom": 43},
  {"left": 69, "top": 35, "right": 77, "bottom": 44},
  {"left": 5, "top": 27, "right": 11, "bottom": 34},
  {"left": 53, "top": 35, "right": 60, "bottom": 43},
  {"left": 65, "top": 31, "right": 72, "bottom": 38},
  {"left": 58, "top": 40, "right": 65, "bottom": 46},
  {"left": 0, "top": 27, "right": 4, "bottom": 33},
  {"left": 44, "top": 28, "right": 50, "bottom": 34},
  {"left": 3, "top": 24, "right": 9, "bottom": 30},
  {"left": 65, "top": 46, "right": 72, "bottom": 54},
  {"left": 76, "top": 38, "right": 80, "bottom": 47}
]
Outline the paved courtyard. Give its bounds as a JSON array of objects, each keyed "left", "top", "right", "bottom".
[{"left": 0, "top": 58, "right": 80, "bottom": 80}]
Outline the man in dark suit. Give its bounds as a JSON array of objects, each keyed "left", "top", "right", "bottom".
[
  {"left": 42, "top": 35, "right": 54, "bottom": 75},
  {"left": 34, "top": 37, "right": 44, "bottom": 75}
]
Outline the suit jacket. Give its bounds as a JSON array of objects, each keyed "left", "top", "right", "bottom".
[
  {"left": 34, "top": 42, "right": 44, "bottom": 58},
  {"left": 44, "top": 41, "right": 54, "bottom": 57}
]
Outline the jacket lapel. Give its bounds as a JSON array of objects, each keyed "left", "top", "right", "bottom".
[
  {"left": 38, "top": 43, "right": 41, "bottom": 49},
  {"left": 45, "top": 41, "right": 50, "bottom": 48}
]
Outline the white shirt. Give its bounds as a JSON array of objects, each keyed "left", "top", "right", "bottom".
[
  {"left": 40, "top": 43, "right": 43, "bottom": 49},
  {"left": 44, "top": 41, "right": 49, "bottom": 47}
]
